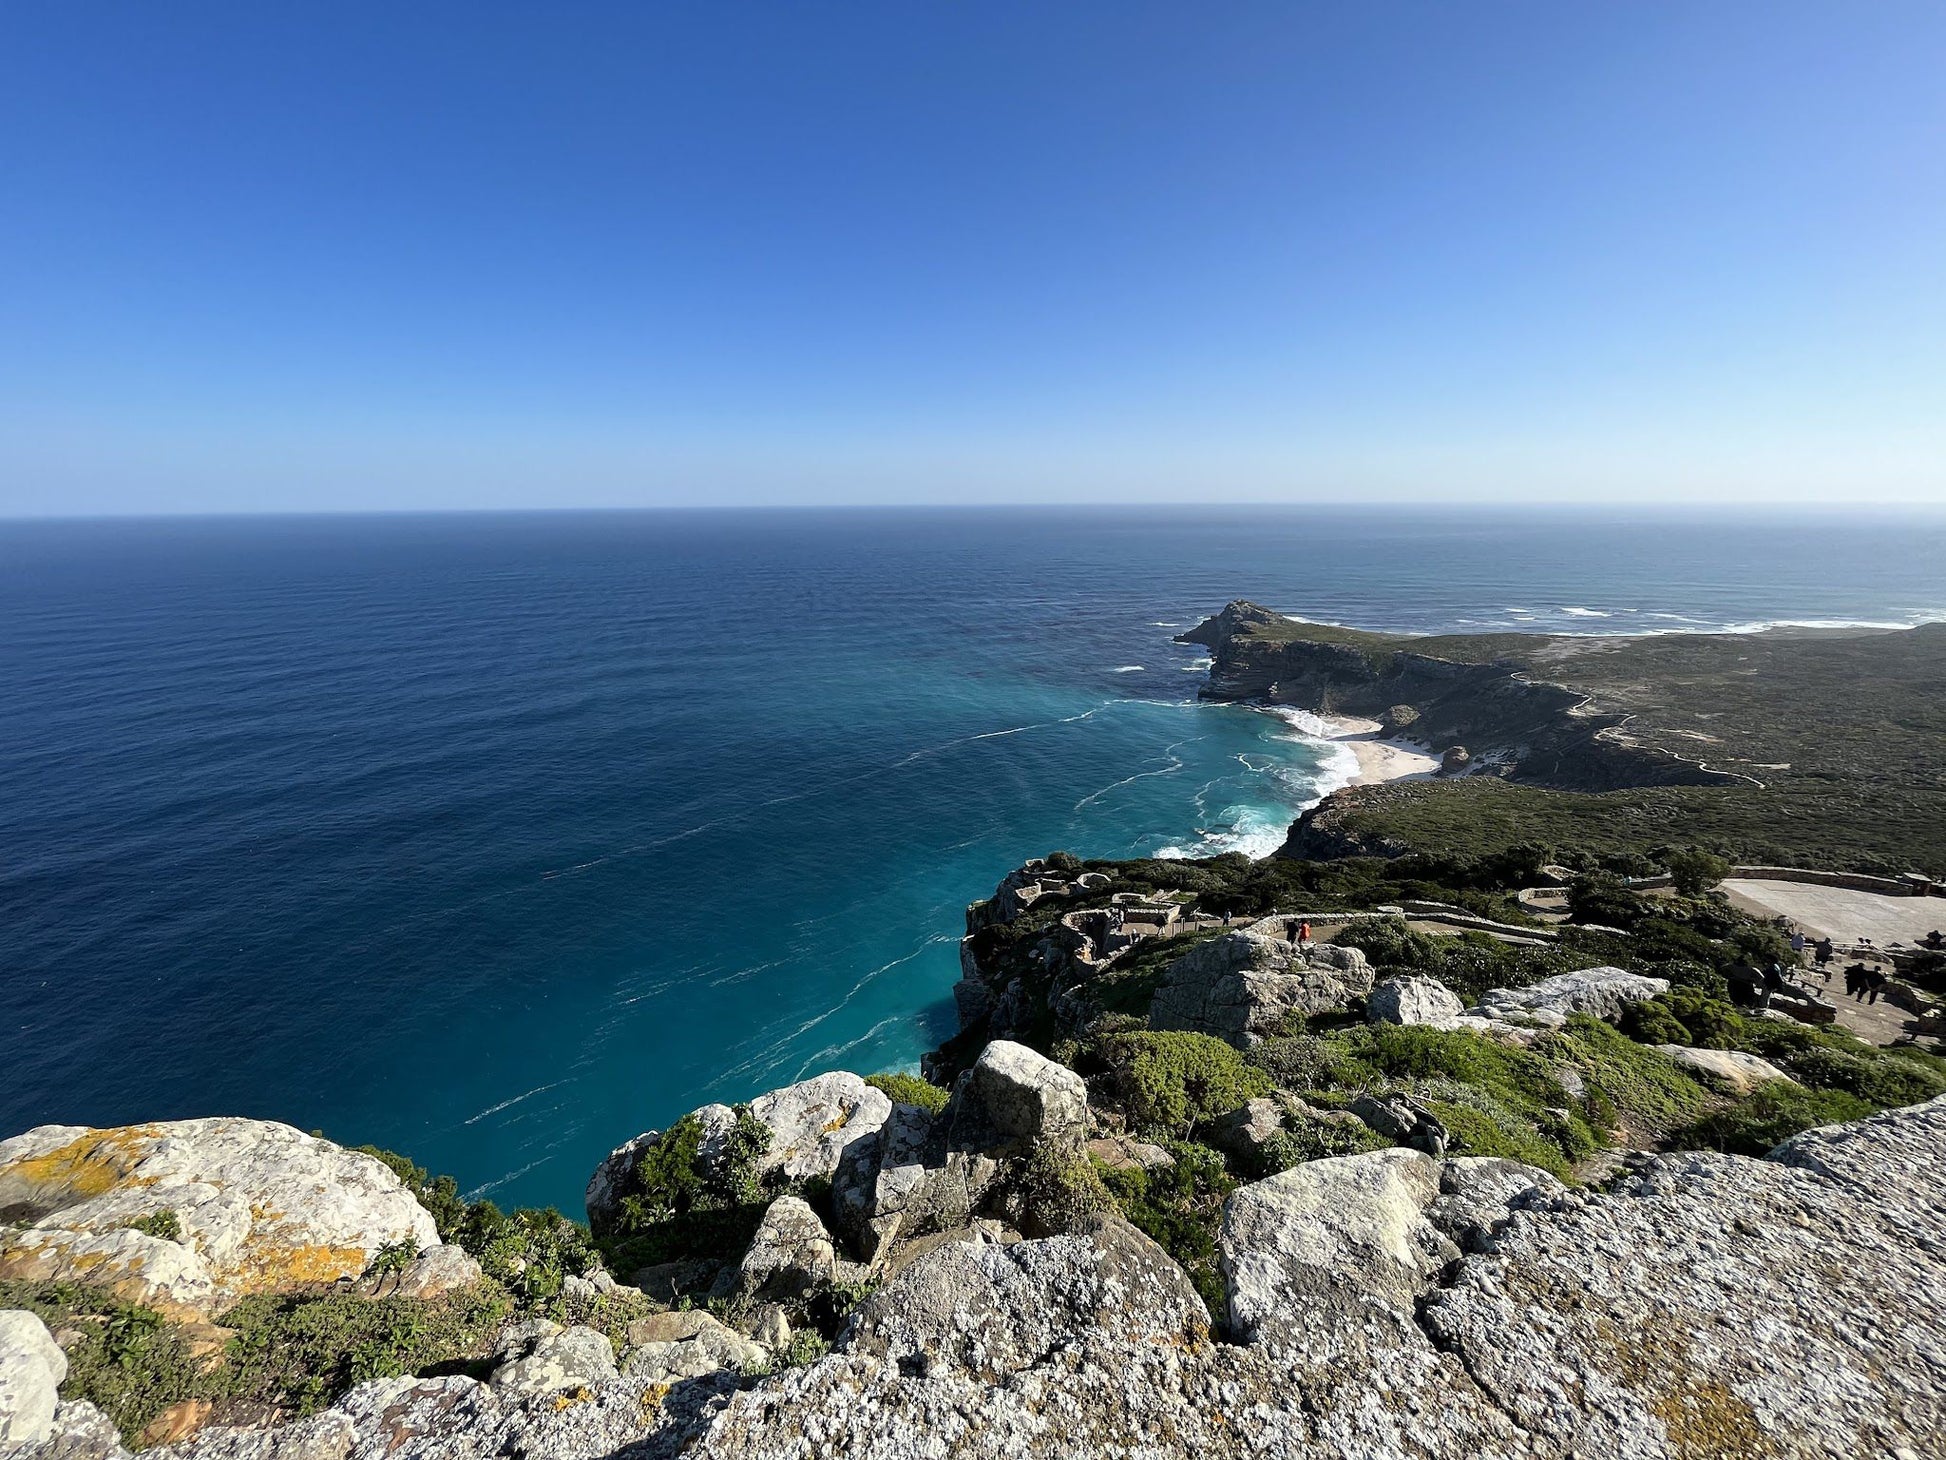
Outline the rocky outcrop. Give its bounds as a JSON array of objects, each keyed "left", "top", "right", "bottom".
[
  {"left": 622, "top": 1311, "right": 765, "bottom": 1383},
  {"left": 0, "top": 1311, "right": 66, "bottom": 1447},
  {"left": 0, "top": 1121, "right": 442, "bottom": 1319},
  {"left": 488, "top": 1321, "right": 618, "bottom": 1399},
  {"left": 589, "top": 1073, "right": 893, "bottom": 1236},
  {"left": 1366, "top": 974, "right": 1465, "bottom": 1027},
  {"left": 725, "top": 1196, "right": 837, "bottom": 1301},
  {"left": 1656, "top": 1044, "right": 1795, "bottom": 1094},
  {"left": 1465, "top": 965, "right": 1669, "bottom": 1028},
  {"left": 833, "top": 1042, "right": 1089, "bottom": 1263},
  {"left": 16, "top": 1097, "right": 1946, "bottom": 1460},
  {"left": 1150, "top": 931, "right": 1372, "bottom": 1046}
]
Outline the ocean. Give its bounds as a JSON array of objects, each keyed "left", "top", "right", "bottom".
[{"left": 4, "top": 505, "right": 1944, "bottom": 1211}]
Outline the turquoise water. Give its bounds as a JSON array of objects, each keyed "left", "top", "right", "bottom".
[{"left": 4, "top": 506, "right": 1944, "bottom": 1210}]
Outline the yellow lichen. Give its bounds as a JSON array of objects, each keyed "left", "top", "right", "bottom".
[
  {"left": 552, "top": 1385, "right": 594, "bottom": 1412},
  {"left": 0, "top": 1126, "right": 161, "bottom": 1203}
]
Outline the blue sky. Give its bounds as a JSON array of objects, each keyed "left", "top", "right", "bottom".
[{"left": 2, "top": 3, "right": 1942, "bottom": 514}]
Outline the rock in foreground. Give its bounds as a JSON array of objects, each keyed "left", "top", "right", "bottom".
[{"left": 0, "top": 1120, "right": 441, "bottom": 1319}]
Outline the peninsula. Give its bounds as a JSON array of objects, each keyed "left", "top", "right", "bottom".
[{"left": 5, "top": 604, "right": 1945, "bottom": 1460}]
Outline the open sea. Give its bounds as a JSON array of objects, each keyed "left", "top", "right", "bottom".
[{"left": 4, "top": 506, "right": 1944, "bottom": 1211}]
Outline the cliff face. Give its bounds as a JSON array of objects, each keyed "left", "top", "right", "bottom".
[{"left": 1179, "top": 600, "right": 1737, "bottom": 793}]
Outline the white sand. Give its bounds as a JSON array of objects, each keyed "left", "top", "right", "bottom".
[{"left": 1313, "top": 713, "right": 1443, "bottom": 786}]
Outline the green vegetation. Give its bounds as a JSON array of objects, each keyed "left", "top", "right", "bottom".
[
  {"left": 1673, "top": 1085, "right": 1876, "bottom": 1156},
  {"left": 600, "top": 1106, "right": 775, "bottom": 1273},
  {"left": 123, "top": 1210, "right": 182, "bottom": 1242},
  {"left": 1080, "top": 1031, "right": 1272, "bottom": 1137},
  {"left": 1094, "top": 1141, "right": 1235, "bottom": 1315},
  {"left": 864, "top": 1071, "right": 951, "bottom": 1115},
  {"left": 1005, "top": 1144, "right": 1114, "bottom": 1237}
]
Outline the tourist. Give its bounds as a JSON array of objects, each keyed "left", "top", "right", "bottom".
[
  {"left": 1298, "top": 919, "right": 1311, "bottom": 947},
  {"left": 1728, "top": 964, "right": 1761, "bottom": 1006},
  {"left": 1760, "top": 961, "right": 1786, "bottom": 1009},
  {"left": 1843, "top": 964, "right": 1861, "bottom": 997},
  {"left": 1789, "top": 931, "right": 1806, "bottom": 959},
  {"left": 1925, "top": 929, "right": 1944, "bottom": 950},
  {"left": 1814, "top": 937, "right": 1834, "bottom": 970},
  {"left": 1865, "top": 968, "right": 1888, "bottom": 1005}
]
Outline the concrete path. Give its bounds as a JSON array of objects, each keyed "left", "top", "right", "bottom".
[{"left": 1720, "top": 879, "right": 1946, "bottom": 949}]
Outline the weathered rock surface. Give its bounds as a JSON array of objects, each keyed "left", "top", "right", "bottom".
[
  {"left": 14, "top": 1098, "right": 1946, "bottom": 1460},
  {"left": 1466, "top": 965, "right": 1669, "bottom": 1028},
  {"left": 1206, "top": 1097, "right": 1286, "bottom": 1167},
  {"left": 953, "top": 1041, "right": 1087, "bottom": 1155},
  {"left": 1366, "top": 974, "right": 1466, "bottom": 1027},
  {"left": 1655, "top": 1043, "right": 1795, "bottom": 1094},
  {"left": 724, "top": 1196, "right": 836, "bottom": 1301},
  {"left": 1348, "top": 1093, "right": 1448, "bottom": 1157},
  {"left": 489, "top": 1323, "right": 618, "bottom": 1399},
  {"left": 590, "top": 1074, "right": 894, "bottom": 1237},
  {"left": 0, "top": 1310, "right": 66, "bottom": 1447},
  {"left": 0, "top": 1121, "right": 440, "bottom": 1319},
  {"left": 622, "top": 1311, "right": 765, "bottom": 1383},
  {"left": 1150, "top": 932, "right": 1373, "bottom": 1046}
]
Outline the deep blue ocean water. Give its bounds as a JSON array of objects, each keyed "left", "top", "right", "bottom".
[{"left": 5, "top": 506, "right": 1944, "bottom": 1211}]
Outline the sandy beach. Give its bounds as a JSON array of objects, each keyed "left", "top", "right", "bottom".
[{"left": 1313, "top": 713, "right": 1443, "bottom": 785}]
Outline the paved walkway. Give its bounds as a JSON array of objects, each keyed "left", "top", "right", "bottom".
[{"left": 1720, "top": 879, "right": 1946, "bottom": 949}]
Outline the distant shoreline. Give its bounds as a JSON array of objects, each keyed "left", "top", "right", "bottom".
[{"left": 1310, "top": 711, "right": 1443, "bottom": 786}]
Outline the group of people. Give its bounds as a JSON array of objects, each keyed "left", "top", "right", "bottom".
[
  {"left": 1842, "top": 961, "right": 1890, "bottom": 1004},
  {"left": 1789, "top": 927, "right": 1897, "bottom": 1004}
]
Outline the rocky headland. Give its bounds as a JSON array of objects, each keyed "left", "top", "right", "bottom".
[{"left": 7, "top": 607, "right": 1946, "bottom": 1459}]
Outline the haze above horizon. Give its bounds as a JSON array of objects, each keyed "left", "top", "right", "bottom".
[{"left": 3, "top": 3, "right": 1942, "bottom": 516}]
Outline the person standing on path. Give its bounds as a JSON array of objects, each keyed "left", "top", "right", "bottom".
[{"left": 1298, "top": 919, "right": 1312, "bottom": 948}]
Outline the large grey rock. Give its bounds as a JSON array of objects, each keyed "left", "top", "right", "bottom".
[
  {"left": 1366, "top": 975, "right": 1465, "bottom": 1027},
  {"left": 1150, "top": 933, "right": 1373, "bottom": 1046},
  {"left": 1349, "top": 1093, "right": 1447, "bottom": 1157},
  {"left": 746, "top": 1073, "right": 894, "bottom": 1184},
  {"left": 623, "top": 1311, "right": 765, "bottom": 1383},
  {"left": 1220, "top": 1148, "right": 1456, "bottom": 1358},
  {"left": 1206, "top": 1098, "right": 1286, "bottom": 1167},
  {"left": 0, "top": 1310, "right": 66, "bottom": 1447},
  {"left": 590, "top": 1073, "right": 894, "bottom": 1238},
  {"left": 489, "top": 1324, "right": 617, "bottom": 1399},
  {"left": 1466, "top": 966, "right": 1668, "bottom": 1028},
  {"left": 846, "top": 1213, "right": 1207, "bottom": 1380},
  {"left": 953, "top": 1041, "right": 1087, "bottom": 1155},
  {"left": 0, "top": 1121, "right": 439, "bottom": 1320},
  {"left": 1655, "top": 1044, "right": 1794, "bottom": 1094},
  {"left": 725, "top": 1196, "right": 836, "bottom": 1301}
]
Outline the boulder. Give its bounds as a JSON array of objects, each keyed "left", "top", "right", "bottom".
[
  {"left": 1082, "top": 1136, "right": 1176, "bottom": 1173},
  {"left": 1439, "top": 745, "right": 1472, "bottom": 775},
  {"left": 746, "top": 1073, "right": 894, "bottom": 1184},
  {"left": 378, "top": 1243, "right": 482, "bottom": 1300},
  {"left": 590, "top": 1073, "right": 895, "bottom": 1237},
  {"left": 1366, "top": 975, "right": 1465, "bottom": 1027},
  {"left": 489, "top": 1324, "right": 617, "bottom": 1398},
  {"left": 0, "top": 1120, "right": 440, "bottom": 1319},
  {"left": 0, "top": 1310, "right": 66, "bottom": 1446},
  {"left": 1466, "top": 966, "right": 1669, "bottom": 1028},
  {"left": 628, "top": 1257, "right": 722, "bottom": 1305},
  {"left": 847, "top": 1213, "right": 1207, "bottom": 1381},
  {"left": 1206, "top": 1098, "right": 1287, "bottom": 1168},
  {"left": 1220, "top": 1148, "right": 1456, "bottom": 1358},
  {"left": 724, "top": 1196, "right": 836, "bottom": 1301},
  {"left": 1426, "top": 1157, "right": 1573, "bottom": 1254},
  {"left": 952, "top": 1042, "right": 1088, "bottom": 1155},
  {"left": 1379, "top": 704, "right": 1420, "bottom": 735},
  {"left": 1348, "top": 1094, "right": 1447, "bottom": 1157},
  {"left": 1150, "top": 933, "right": 1373, "bottom": 1046},
  {"left": 623, "top": 1311, "right": 765, "bottom": 1383},
  {"left": 1655, "top": 1045, "right": 1796, "bottom": 1095}
]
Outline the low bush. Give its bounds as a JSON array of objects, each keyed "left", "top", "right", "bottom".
[
  {"left": 600, "top": 1107, "right": 776, "bottom": 1271},
  {"left": 1084, "top": 1031, "right": 1272, "bottom": 1137},
  {"left": 1672, "top": 1085, "right": 1875, "bottom": 1156},
  {"left": 1095, "top": 1140, "right": 1234, "bottom": 1317},
  {"left": 864, "top": 1072, "right": 950, "bottom": 1115},
  {"left": 1008, "top": 1145, "right": 1114, "bottom": 1237}
]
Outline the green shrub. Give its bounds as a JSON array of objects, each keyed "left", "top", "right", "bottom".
[
  {"left": 1539, "top": 1017, "right": 1712, "bottom": 1139},
  {"left": 864, "top": 1072, "right": 950, "bottom": 1115},
  {"left": 1087, "top": 1031, "right": 1273, "bottom": 1136},
  {"left": 1618, "top": 988, "right": 1744, "bottom": 1050},
  {"left": 602, "top": 1107, "right": 775, "bottom": 1271},
  {"left": 1255, "top": 1113, "right": 1391, "bottom": 1173},
  {"left": 1781, "top": 1045, "right": 1946, "bottom": 1108},
  {"left": 1009, "top": 1146, "right": 1114, "bottom": 1236},
  {"left": 1660, "top": 848, "right": 1731, "bottom": 897},
  {"left": 1096, "top": 1141, "right": 1234, "bottom": 1316},
  {"left": 1673, "top": 1084, "right": 1875, "bottom": 1156},
  {"left": 123, "top": 1209, "right": 182, "bottom": 1242},
  {"left": 1244, "top": 1035, "right": 1330, "bottom": 1091}
]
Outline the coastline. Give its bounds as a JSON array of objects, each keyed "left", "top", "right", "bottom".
[{"left": 1312, "top": 711, "right": 1443, "bottom": 785}]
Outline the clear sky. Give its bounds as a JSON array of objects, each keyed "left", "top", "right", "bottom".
[{"left": 2, "top": 3, "right": 1942, "bottom": 514}]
